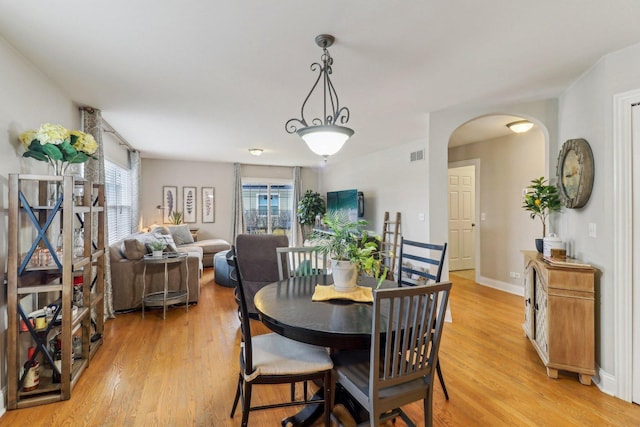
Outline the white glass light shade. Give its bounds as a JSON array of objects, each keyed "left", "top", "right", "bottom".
[
  {"left": 297, "top": 125, "right": 354, "bottom": 157},
  {"left": 507, "top": 120, "right": 534, "bottom": 133}
]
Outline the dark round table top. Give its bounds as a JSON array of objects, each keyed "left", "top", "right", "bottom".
[{"left": 254, "top": 274, "right": 395, "bottom": 350}]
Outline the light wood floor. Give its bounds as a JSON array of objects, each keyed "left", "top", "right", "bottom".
[{"left": 2, "top": 269, "right": 639, "bottom": 426}]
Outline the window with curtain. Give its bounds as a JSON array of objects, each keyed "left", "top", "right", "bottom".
[{"left": 105, "top": 159, "right": 133, "bottom": 244}]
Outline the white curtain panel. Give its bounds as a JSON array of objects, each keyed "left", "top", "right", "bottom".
[
  {"left": 81, "top": 107, "right": 115, "bottom": 319},
  {"left": 292, "top": 166, "right": 302, "bottom": 246},
  {"left": 129, "top": 150, "right": 142, "bottom": 232},
  {"left": 231, "top": 163, "right": 245, "bottom": 245}
]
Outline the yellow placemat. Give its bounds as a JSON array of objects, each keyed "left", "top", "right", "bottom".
[{"left": 312, "top": 284, "right": 373, "bottom": 303}]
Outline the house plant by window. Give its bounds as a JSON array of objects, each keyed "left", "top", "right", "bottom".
[
  {"left": 522, "top": 177, "right": 562, "bottom": 252},
  {"left": 297, "top": 190, "right": 326, "bottom": 240},
  {"left": 311, "top": 210, "right": 387, "bottom": 291}
]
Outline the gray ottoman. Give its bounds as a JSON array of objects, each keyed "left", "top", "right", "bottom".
[{"left": 214, "top": 249, "right": 233, "bottom": 287}]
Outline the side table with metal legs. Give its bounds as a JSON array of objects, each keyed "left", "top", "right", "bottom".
[{"left": 141, "top": 253, "right": 189, "bottom": 319}]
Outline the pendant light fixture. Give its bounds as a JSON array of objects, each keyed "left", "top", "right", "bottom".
[{"left": 286, "top": 34, "right": 354, "bottom": 158}]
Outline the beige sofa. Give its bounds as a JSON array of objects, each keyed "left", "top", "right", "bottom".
[
  {"left": 110, "top": 228, "right": 209, "bottom": 312},
  {"left": 189, "top": 238, "right": 231, "bottom": 267},
  {"left": 156, "top": 224, "right": 230, "bottom": 268}
]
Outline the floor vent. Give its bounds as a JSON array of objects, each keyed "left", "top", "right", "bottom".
[{"left": 410, "top": 149, "right": 425, "bottom": 162}]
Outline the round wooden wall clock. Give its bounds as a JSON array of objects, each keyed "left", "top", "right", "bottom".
[{"left": 556, "top": 138, "right": 594, "bottom": 209}]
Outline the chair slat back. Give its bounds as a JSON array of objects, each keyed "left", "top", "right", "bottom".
[
  {"left": 370, "top": 282, "right": 451, "bottom": 395},
  {"left": 397, "top": 238, "right": 447, "bottom": 286},
  {"left": 276, "top": 246, "right": 327, "bottom": 280},
  {"left": 227, "top": 249, "right": 254, "bottom": 377}
]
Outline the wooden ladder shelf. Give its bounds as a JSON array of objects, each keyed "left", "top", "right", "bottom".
[{"left": 381, "top": 212, "right": 401, "bottom": 279}]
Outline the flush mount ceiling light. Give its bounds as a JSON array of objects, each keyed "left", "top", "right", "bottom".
[
  {"left": 248, "top": 148, "right": 264, "bottom": 156},
  {"left": 506, "top": 120, "right": 534, "bottom": 133},
  {"left": 286, "top": 34, "right": 354, "bottom": 158}
]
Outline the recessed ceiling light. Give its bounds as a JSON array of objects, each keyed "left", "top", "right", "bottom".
[
  {"left": 248, "top": 148, "right": 264, "bottom": 156},
  {"left": 506, "top": 120, "right": 534, "bottom": 133}
]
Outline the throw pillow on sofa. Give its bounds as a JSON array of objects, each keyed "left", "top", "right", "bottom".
[
  {"left": 122, "top": 238, "right": 147, "bottom": 260},
  {"left": 151, "top": 227, "right": 178, "bottom": 252},
  {"left": 168, "top": 224, "right": 194, "bottom": 245},
  {"left": 121, "top": 233, "right": 158, "bottom": 260}
]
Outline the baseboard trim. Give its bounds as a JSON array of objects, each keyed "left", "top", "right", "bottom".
[
  {"left": 594, "top": 365, "right": 618, "bottom": 397},
  {"left": 477, "top": 275, "right": 524, "bottom": 296}
]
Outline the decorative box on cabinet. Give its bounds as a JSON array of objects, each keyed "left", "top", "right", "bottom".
[
  {"left": 522, "top": 251, "right": 595, "bottom": 385},
  {"left": 6, "top": 174, "right": 105, "bottom": 409}
]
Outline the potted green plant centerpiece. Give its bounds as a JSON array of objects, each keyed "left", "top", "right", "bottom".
[
  {"left": 311, "top": 210, "right": 387, "bottom": 291},
  {"left": 522, "top": 177, "right": 562, "bottom": 252},
  {"left": 297, "top": 190, "right": 326, "bottom": 240}
]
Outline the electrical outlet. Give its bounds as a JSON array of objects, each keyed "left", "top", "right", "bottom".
[{"left": 514, "top": 272, "right": 521, "bottom": 279}]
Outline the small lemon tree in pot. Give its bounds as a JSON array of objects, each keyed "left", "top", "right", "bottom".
[{"left": 522, "top": 177, "right": 562, "bottom": 251}]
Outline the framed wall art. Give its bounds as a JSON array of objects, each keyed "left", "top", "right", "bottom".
[
  {"left": 162, "top": 186, "right": 178, "bottom": 223},
  {"left": 183, "top": 186, "right": 197, "bottom": 223},
  {"left": 202, "top": 187, "right": 215, "bottom": 223}
]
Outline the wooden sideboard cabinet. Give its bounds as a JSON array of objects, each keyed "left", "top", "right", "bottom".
[{"left": 522, "top": 251, "right": 595, "bottom": 385}]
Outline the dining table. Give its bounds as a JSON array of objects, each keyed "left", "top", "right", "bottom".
[{"left": 253, "top": 274, "right": 398, "bottom": 426}]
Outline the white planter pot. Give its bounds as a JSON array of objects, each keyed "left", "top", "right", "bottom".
[
  {"left": 331, "top": 259, "right": 357, "bottom": 292},
  {"left": 152, "top": 250, "right": 163, "bottom": 258}
]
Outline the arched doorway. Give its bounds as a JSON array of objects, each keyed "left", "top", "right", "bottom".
[{"left": 447, "top": 114, "right": 546, "bottom": 294}]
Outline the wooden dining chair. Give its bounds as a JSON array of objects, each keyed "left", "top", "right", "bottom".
[
  {"left": 332, "top": 282, "right": 452, "bottom": 427},
  {"left": 397, "top": 237, "right": 450, "bottom": 400},
  {"left": 228, "top": 252, "right": 333, "bottom": 427},
  {"left": 397, "top": 238, "right": 448, "bottom": 286},
  {"left": 276, "top": 246, "right": 327, "bottom": 280}
]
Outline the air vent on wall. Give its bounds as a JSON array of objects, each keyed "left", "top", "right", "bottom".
[{"left": 410, "top": 149, "right": 425, "bottom": 162}]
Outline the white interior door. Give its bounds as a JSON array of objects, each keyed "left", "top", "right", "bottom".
[
  {"left": 632, "top": 105, "right": 640, "bottom": 404},
  {"left": 448, "top": 165, "right": 475, "bottom": 271}
]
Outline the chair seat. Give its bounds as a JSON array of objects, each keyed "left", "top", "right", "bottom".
[
  {"left": 333, "top": 350, "right": 430, "bottom": 403},
  {"left": 245, "top": 333, "right": 333, "bottom": 382}
]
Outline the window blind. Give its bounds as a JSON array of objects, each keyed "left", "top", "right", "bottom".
[{"left": 105, "top": 160, "right": 133, "bottom": 244}]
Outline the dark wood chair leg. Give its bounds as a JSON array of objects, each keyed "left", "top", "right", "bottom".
[
  {"left": 323, "top": 371, "right": 332, "bottom": 427},
  {"left": 230, "top": 373, "right": 242, "bottom": 417},
  {"left": 241, "top": 381, "right": 252, "bottom": 427},
  {"left": 436, "top": 360, "right": 449, "bottom": 400}
]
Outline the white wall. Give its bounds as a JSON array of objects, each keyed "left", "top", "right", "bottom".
[
  {"left": 449, "top": 129, "right": 545, "bottom": 287},
  {"left": 321, "top": 139, "right": 431, "bottom": 242},
  {"left": 428, "top": 41, "right": 640, "bottom": 392},
  {"left": 141, "top": 160, "right": 320, "bottom": 243},
  {"left": 554, "top": 41, "right": 640, "bottom": 383},
  {"left": 0, "top": 35, "right": 79, "bottom": 415},
  {"left": 141, "top": 159, "right": 235, "bottom": 241}
]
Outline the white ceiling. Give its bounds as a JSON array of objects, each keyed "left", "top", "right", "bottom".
[{"left": 2, "top": 1, "right": 640, "bottom": 167}]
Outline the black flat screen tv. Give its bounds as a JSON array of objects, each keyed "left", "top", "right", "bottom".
[{"left": 326, "top": 189, "right": 364, "bottom": 221}]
